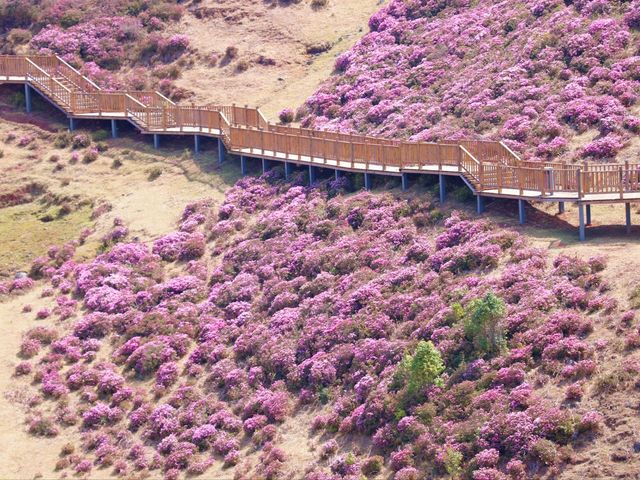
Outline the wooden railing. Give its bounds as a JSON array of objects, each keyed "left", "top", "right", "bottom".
[
  {"left": 25, "top": 59, "right": 72, "bottom": 108},
  {"left": 2, "top": 54, "right": 640, "bottom": 202}
]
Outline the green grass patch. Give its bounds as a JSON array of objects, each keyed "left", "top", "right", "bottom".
[{"left": 0, "top": 202, "right": 93, "bottom": 276}]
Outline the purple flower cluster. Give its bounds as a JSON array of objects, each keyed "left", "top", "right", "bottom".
[
  {"left": 15, "top": 177, "right": 611, "bottom": 477},
  {"left": 301, "top": 0, "right": 640, "bottom": 162}
]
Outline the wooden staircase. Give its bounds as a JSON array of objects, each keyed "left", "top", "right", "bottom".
[{"left": 1, "top": 54, "right": 640, "bottom": 212}]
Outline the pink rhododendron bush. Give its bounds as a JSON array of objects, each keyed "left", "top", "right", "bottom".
[
  {"left": 0, "top": 0, "right": 188, "bottom": 92},
  {"left": 301, "top": 0, "right": 640, "bottom": 162},
  {"left": 13, "top": 174, "right": 616, "bottom": 478}
]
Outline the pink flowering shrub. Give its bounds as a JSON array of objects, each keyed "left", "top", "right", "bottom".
[
  {"left": 13, "top": 177, "right": 612, "bottom": 477},
  {"left": 8, "top": 1, "right": 184, "bottom": 89},
  {"left": 301, "top": 0, "right": 640, "bottom": 162}
]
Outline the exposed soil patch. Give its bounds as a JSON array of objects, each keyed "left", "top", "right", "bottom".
[{"left": 173, "top": 0, "right": 383, "bottom": 119}]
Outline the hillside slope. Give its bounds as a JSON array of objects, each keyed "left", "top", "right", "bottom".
[
  {"left": 300, "top": 0, "right": 640, "bottom": 163},
  {"left": 0, "top": 0, "right": 382, "bottom": 120},
  {"left": 1, "top": 142, "right": 638, "bottom": 478}
]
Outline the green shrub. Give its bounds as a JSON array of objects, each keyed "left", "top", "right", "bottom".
[
  {"left": 361, "top": 455, "right": 384, "bottom": 477},
  {"left": 532, "top": 439, "right": 558, "bottom": 465},
  {"left": 415, "top": 402, "right": 437, "bottom": 425},
  {"left": 464, "top": 292, "right": 506, "bottom": 358},
  {"left": 9, "top": 91, "right": 25, "bottom": 108},
  {"left": 60, "top": 9, "right": 82, "bottom": 27},
  {"left": 72, "top": 134, "right": 91, "bottom": 149},
  {"left": 8, "top": 28, "right": 31, "bottom": 45},
  {"left": 452, "top": 185, "right": 474, "bottom": 202},
  {"left": 54, "top": 131, "right": 72, "bottom": 149},
  {"left": 444, "top": 448, "right": 463, "bottom": 478},
  {"left": 395, "top": 340, "right": 445, "bottom": 396},
  {"left": 82, "top": 149, "right": 98, "bottom": 164},
  {"left": 147, "top": 166, "right": 163, "bottom": 181},
  {"left": 629, "top": 285, "right": 640, "bottom": 309},
  {"left": 92, "top": 129, "right": 110, "bottom": 142}
]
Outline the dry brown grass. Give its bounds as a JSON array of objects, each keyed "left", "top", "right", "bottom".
[{"left": 171, "top": 0, "right": 382, "bottom": 120}]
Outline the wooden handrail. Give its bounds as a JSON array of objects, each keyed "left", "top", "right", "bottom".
[{"left": 4, "top": 54, "right": 640, "bottom": 202}]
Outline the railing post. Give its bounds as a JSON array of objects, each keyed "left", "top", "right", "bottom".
[
  {"left": 625, "top": 161, "right": 630, "bottom": 191},
  {"left": 619, "top": 165, "right": 624, "bottom": 200},
  {"left": 260, "top": 128, "right": 265, "bottom": 156},
  {"left": 518, "top": 167, "right": 523, "bottom": 196},
  {"left": 478, "top": 161, "right": 484, "bottom": 191},
  {"left": 576, "top": 168, "right": 582, "bottom": 200},
  {"left": 583, "top": 161, "right": 589, "bottom": 193},
  {"left": 350, "top": 143, "right": 355, "bottom": 169}
]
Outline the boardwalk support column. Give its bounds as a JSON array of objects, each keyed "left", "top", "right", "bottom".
[
  {"left": 364, "top": 173, "right": 372, "bottom": 190},
  {"left": 194, "top": 135, "right": 200, "bottom": 154},
  {"left": 111, "top": 119, "right": 118, "bottom": 139},
  {"left": 240, "top": 156, "right": 248, "bottom": 177},
  {"left": 262, "top": 159, "right": 269, "bottom": 174},
  {"left": 69, "top": 117, "right": 76, "bottom": 131},
  {"left": 586, "top": 204, "right": 591, "bottom": 226},
  {"left": 217, "top": 139, "right": 226, "bottom": 164},
  {"left": 25, "top": 84, "right": 32, "bottom": 113},
  {"left": 309, "top": 165, "right": 317, "bottom": 184},
  {"left": 153, "top": 134, "right": 160, "bottom": 149},
  {"left": 626, "top": 202, "right": 632, "bottom": 234},
  {"left": 558, "top": 202, "right": 565, "bottom": 214},
  {"left": 439, "top": 175, "right": 446, "bottom": 203},
  {"left": 578, "top": 203, "right": 586, "bottom": 241},
  {"left": 335, "top": 169, "right": 342, "bottom": 181},
  {"left": 401, "top": 173, "right": 409, "bottom": 191},
  {"left": 476, "top": 195, "right": 485, "bottom": 214},
  {"left": 518, "top": 199, "right": 526, "bottom": 225},
  {"left": 285, "top": 162, "right": 294, "bottom": 179}
]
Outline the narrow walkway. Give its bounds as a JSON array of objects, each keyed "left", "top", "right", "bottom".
[{"left": 1, "top": 54, "right": 638, "bottom": 240}]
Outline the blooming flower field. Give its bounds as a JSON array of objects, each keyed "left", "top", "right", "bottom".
[
  {"left": 300, "top": 0, "right": 640, "bottom": 162},
  {"left": 1, "top": 0, "right": 188, "bottom": 93},
  {"left": 6, "top": 171, "right": 618, "bottom": 479}
]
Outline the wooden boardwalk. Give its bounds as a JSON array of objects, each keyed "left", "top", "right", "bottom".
[{"left": 1, "top": 54, "right": 638, "bottom": 240}]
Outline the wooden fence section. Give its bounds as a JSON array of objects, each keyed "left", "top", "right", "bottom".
[
  {"left": 210, "top": 105, "right": 267, "bottom": 130},
  {"left": 2, "top": 54, "right": 640, "bottom": 203}
]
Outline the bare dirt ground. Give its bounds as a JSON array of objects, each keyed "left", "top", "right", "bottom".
[{"left": 172, "top": 0, "right": 384, "bottom": 120}]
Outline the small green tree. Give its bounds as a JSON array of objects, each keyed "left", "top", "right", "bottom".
[
  {"left": 464, "top": 292, "right": 506, "bottom": 358},
  {"left": 444, "top": 448, "right": 463, "bottom": 478},
  {"left": 396, "top": 340, "right": 445, "bottom": 396}
]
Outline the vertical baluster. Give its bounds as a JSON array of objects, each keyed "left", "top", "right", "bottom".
[
  {"left": 619, "top": 166, "right": 624, "bottom": 200},
  {"left": 350, "top": 143, "right": 355, "bottom": 169}
]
